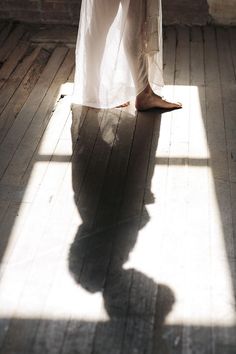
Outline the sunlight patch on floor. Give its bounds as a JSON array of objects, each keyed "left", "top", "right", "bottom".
[
  {"left": 124, "top": 85, "right": 236, "bottom": 327},
  {"left": 0, "top": 85, "right": 235, "bottom": 327}
]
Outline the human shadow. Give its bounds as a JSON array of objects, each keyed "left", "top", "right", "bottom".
[{"left": 68, "top": 105, "right": 176, "bottom": 353}]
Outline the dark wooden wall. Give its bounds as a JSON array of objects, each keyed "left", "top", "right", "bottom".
[
  {"left": 163, "top": 0, "right": 209, "bottom": 25},
  {"left": 0, "top": 0, "right": 209, "bottom": 25},
  {"left": 0, "top": 0, "right": 81, "bottom": 25}
]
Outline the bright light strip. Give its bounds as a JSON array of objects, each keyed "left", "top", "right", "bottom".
[{"left": 0, "top": 85, "right": 235, "bottom": 328}]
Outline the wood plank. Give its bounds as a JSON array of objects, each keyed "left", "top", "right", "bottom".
[
  {"left": 0, "top": 200, "right": 10, "bottom": 222},
  {"left": 63, "top": 107, "right": 158, "bottom": 354},
  {"left": 2, "top": 103, "right": 74, "bottom": 266},
  {"left": 159, "top": 26, "right": 176, "bottom": 157},
  {"left": 69, "top": 107, "right": 120, "bottom": 229},
  {"left": 0, "top": 22, "right": 6, "bottom": 33},
  {"left": 168, "top": 22, "right": 190, "bottom": 237},
  {"left": 0, "top": 68, "right": 74, "bottom": 202},
  {"left": 115, "top": 111, "right": 157, "bottom": 353},
  {"left": 0, "top": 202, "right": 31, "bottom": 272},
  {"left": 157, "top": 26, "right": 176, "bottom": 203},
  {"left": 0, "top": 202, "right": 18, "bottom": 264},
  {"left": 216, "top": 28, "right": 236, "bottom": 182},
  {"left": 0, "top": 109, "right": 76, "bottom": 352},
  {"left": 0, "top": 202, "right": 32, "bottom": 349},
  {"left": 216, "top": 27, "right": 235, "bottom": 86},
  {"left": 14, "top": 67, "right": 75, "bottom": 202},
  {"left": 2, "top": 53, "right": 71, "bottom": 320},
  {"left": 181, "top": 26, "right": 212, "bottom": 353},
  {"left": 171, "top": 25, "right": 190, "bottom": 144},
  {"left": 147, "top": 28, "right": 180, "bottom": 351},
  {"left": 0, "top": 22, "right": 13, "bottom": 48},
  {"left": 0, "top": 35, "right": 30, "bottom": 90},
  {"left": 32, "top": 108, "right": 104, "bottom": 354},
  {"left": 31, "top": 25, "right": 77, "bottom": 47},
  {"left": 94, "top": 109, "right": 137, "bottom": 229},
  {"left": 204, "top": 26, "right": 228, "bottom": 182},
  {"left": 84, "top": 110, "right": 136, "bottom": 352},
  {"left": 228, "top": 27, "right": 236, "bottom": 81},
  {"left": 0, "top": 45, "right": 43, "bottom": 116},
  {"left": 216, "top": 23, "right": 236, "bottom": 294},
  {"left": 119, "top": 112, "right": 155, "bottom": 220},
  {"left": 231, "top": 182, "right": 236, "bottom": 259},
  {"left": 62, "top": 108, "right": 122, "bottom": 354},
  {"left": 0, "top": 201, "right": 11, "bottom": 258},
  {"left": 0, "top": 105, "right": 100, "bottom": 352},
  {"left": 0, "top": 46, "right": 68, "bottom": 179},
  {"left": 163, "top": 26, "right": 177, "bottom": 85},
  {"left": 0, "top": 139, "right": 74, "bottom": 354},
  {"left": 122, "top": 271, "right": 159, "bottom": 354},
  {"left": 0, "top": 24, "right": 25, "bottom": 64},
  {"left": 18, "top": 98, "right": 73, "bottom": 204},
  {"left": 77, "top": 109, "right": 157, "bottom": 353},
  {"left": 0, "top": 49, "right": 74, "bottom": 187},
  {"left": 0, "top": 48, "right": 50, "bottom": 144},
  {"left": 189, "top": 26, "right": 207, "bottom": 159},
  {"left": 216, "top": 25, "right": 236, "bottom": 185},
  {"left": 161, "top": 26, "right": 190, "bottom": 354},
  {"left": 0, "top": 160, "right": 69, "bottom": 353},
  {"left": 190, "top": 26, "right": 205, "bottom": 85},
  {"left": 205, "top": 26, "right": 236, "bottom": 352}
]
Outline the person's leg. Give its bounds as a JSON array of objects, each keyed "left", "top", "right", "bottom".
[
  {"left": 123, "top": 0, "right": 182, "bottom": 111},
  {"left": 122, "top": 0, "right": 149, "bottom": 96}
]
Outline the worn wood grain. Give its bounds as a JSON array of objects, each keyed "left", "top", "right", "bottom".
[
  {"left": 0, "top": 24, "right": 25, "bottom": 63},
  {"left": 0, "top": 45, "right": 43, "bottom": 116},
  {"left": 0, "top": 49, "right": 74, "bottom": 186},
  {"left": 0, "top": 48, "right": 50, "bottom": 144},
  {"left": 0, "top": 23, "right": 235, "bottom": 354},
  {"left": 0, "top": 47, "right": 68, "bottom": 179},
  {"left": 0, "top": 35, "right": 29, "bottom": 90},
  {"left": 0, "top": 22, "right": 13, "bottom": 48}
]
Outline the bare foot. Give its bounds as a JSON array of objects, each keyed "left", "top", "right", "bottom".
[
  {"left": 135, "top": 84, "right": 182, "bottom": 111},
  {"left": 116, "top": 101, "right": 130, "bottom": 108}
]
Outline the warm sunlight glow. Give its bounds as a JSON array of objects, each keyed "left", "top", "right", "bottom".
[
  {"left": 59, "top": 82, "right": 74, "bottom": 97},
  {"left": 0, "top": 84, "right": 235, "bottom": 328},
  {"left": 123, "top": 85, "right": 236, "bottom": 327}
]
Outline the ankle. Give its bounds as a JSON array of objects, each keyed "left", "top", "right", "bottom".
[{"left": 137, "top": 83, "right": 152, "bottom": 98}]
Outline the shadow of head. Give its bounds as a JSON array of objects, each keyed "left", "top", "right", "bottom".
[{"left": 68, "top": 215, "right": 149, "bottom": 293}]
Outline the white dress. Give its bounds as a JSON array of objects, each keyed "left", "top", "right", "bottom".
[{"left": 73, "top": 0, "right": 164, "bottom": 109}]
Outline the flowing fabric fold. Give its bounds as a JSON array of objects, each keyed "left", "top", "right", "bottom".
[{"left": 73, "top": 0, "right": 164, "bottom": 109}]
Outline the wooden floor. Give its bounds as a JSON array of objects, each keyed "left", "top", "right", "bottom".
[{"left": 0, "top": 21, "right": 236, "bottom": 354}]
